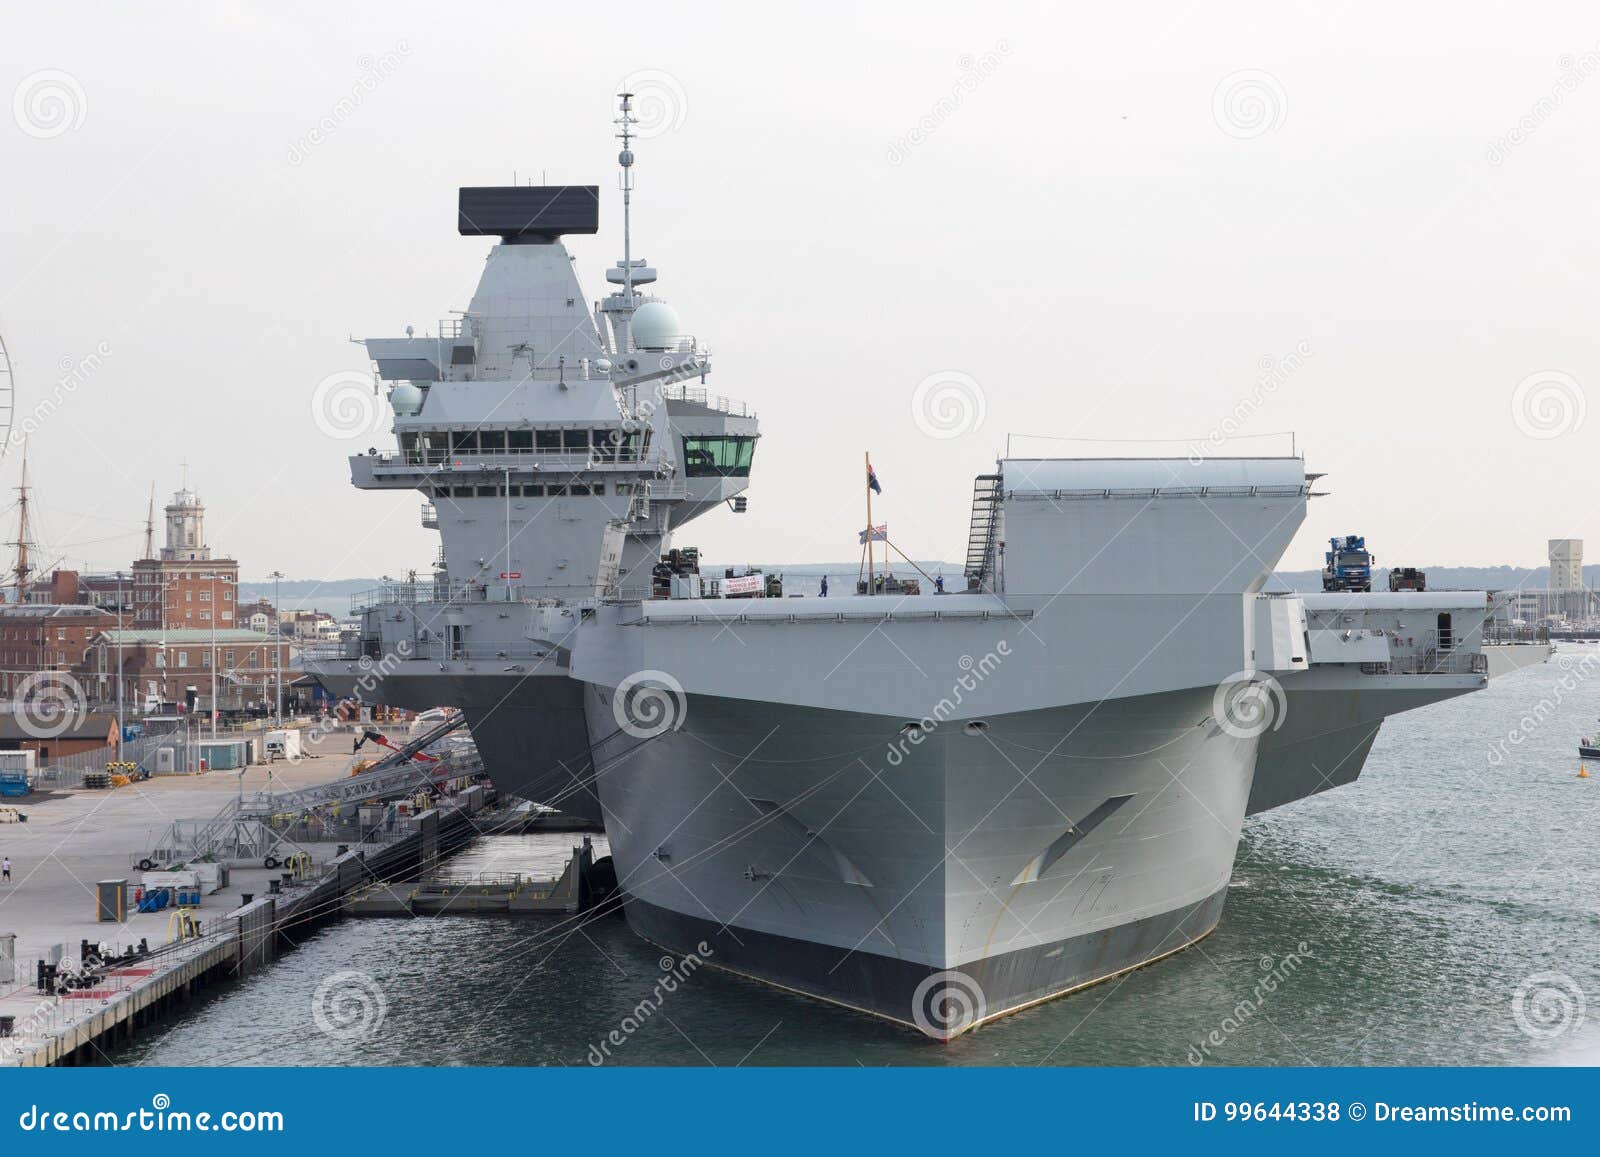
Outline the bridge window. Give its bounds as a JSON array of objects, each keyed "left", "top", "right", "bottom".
[
  {"left": 535, "top": 429, "right": 561, "bottom": 451},
  {"left": 478, "top": 430, "right": 505, "bottom": 452},
  {"left": 562, "top": 429, "right": 589, "bottom": 451},
  {"left": 682, "top": 435, "right": 756, "bottom": 477},
  {"left": 508, "top": 430, "right": 533, "bottom": 451}
]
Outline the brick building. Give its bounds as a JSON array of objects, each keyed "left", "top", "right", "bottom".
[
  {"left": 130, "top": 488, "right": 240, "bottom": 631},
  {"left": 86, "top": 628, "right": 293, "bottom": 713},
  {"left": 25, "top": 569, "right": 137, "bottom": 616},
  {"left": 0, "top": 604, "right": 119, "bottom": 699},
  {"left": 238, "top": 597, "right": 278, "bottom": 634},
  {"left": 0, "top": 711, "right": 118, "bottom": 762}
]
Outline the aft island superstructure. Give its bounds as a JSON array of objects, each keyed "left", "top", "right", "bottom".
[{"left": 305, "top": 96, "right": 1523, "bottom": 1038}]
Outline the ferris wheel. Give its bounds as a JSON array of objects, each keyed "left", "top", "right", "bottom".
[{"left": 0, "top": 327, "right": 14, "bottom": 462}]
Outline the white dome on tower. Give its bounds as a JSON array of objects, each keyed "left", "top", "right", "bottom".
[
  {"left": 630, "top": 301, "right": 683, "bottom": 351},
  {"left": 389, "top": 381, "right": 424, "bottom": 416}
]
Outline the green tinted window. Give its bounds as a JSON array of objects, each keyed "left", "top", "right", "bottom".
[{"left": 682, "top": 436, "right": 757, "bottom": 477}]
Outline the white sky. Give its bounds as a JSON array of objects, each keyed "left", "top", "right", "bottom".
[{"left": 1, "top": 1, "right": 1596, "bottom": 580}]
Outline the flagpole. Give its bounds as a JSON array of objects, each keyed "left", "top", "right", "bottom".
[{"left": 864, "top": 451, "right": 874, "bottom": 596}]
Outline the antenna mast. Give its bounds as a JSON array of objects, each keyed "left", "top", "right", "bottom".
[
  {"left": 143, "top": 482, "right": 156, "bottom": 559},
  {"left": 616, "top": 91, "right": 637, "bottom": 302},
  {"left": 11, "top": 440, "right": 32, "bottom": 602}
]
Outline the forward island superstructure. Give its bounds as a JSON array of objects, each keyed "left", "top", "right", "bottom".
[{"left": 305, "top": 96, "right": 1537, "bottom": 1038}]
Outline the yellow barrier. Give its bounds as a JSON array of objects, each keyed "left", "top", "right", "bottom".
[{"left": 167, "top": 907, "right": 202, "bottom": 943}]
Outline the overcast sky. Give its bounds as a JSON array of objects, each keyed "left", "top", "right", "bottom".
[{"left": 1, "top": 1, "right": 1597, "bottom": 582}]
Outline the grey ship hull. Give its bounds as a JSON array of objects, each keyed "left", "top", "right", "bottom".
[
  {"left": 310, "top": 663, "right": 603, "bottom": 822},
  {"left": 584, "top": 685, "right": 1256, "bottom": 1035}
]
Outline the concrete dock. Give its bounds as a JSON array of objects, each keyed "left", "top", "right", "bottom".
[
  {"left": 344, "top": 837, "right": 599, "bottom": 915},
  {"left": 0, "top": 731, "right": 517, "bottom": 1066}
]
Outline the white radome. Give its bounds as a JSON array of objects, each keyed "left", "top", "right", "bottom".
[
  {"left": 389, "top": 381, "right": 424, "bottom": 416},
  {"left": 629, "top": 301, "right": 682, "bottom": 350}
]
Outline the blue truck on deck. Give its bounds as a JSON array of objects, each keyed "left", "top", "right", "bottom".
[{"left": 1322, "top": 534, "right": 1374, "bottom": 592}]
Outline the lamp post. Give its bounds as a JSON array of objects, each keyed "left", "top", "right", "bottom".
[
  {"left": 270, "top": 570, "right": 284, "bottom": 724},
  {"left": 208, "top": 572, "right": 218, "bottom": 740},
  {"left": 115, "top": 571, "right": 126, "bottom": 761},
  {"left": 159, "top": 573, "right": 168, "bottom": 711}
]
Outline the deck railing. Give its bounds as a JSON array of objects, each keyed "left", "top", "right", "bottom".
[
  {"left": 1484, "top": 624, "right": 1552, "bottom": 645},
  {"left": 1361, "top": 650, "right": 1489, "bottom": 676}
]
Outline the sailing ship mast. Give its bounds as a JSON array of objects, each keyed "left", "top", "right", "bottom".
[{"left": 10, "top": 440, "right": 32, "bottom": 602}]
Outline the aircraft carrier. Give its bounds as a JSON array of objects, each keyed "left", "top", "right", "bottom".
[{"left": 305, "top": 95, "right": 1547, "bottom": 1038}]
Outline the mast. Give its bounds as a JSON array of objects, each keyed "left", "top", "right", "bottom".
[
  {"left": 11, "top": 440, "right": 32, "bottom": 602},
  {"left": 865, "top": 451, "right": 875, "bottom": 595},
  {"left": 616, "top": 92, "right": 637, "bottom": 304},
  {"left": 143, "top": 482, "right": 156, "bottom": 559}
]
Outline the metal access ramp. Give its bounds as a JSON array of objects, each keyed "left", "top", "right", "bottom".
[{"left": 135, "top": 715, "right": 479, "bottom": 868}]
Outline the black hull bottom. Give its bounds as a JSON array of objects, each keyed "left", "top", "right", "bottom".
[
  {"left": 624, "top": 888, "right": 1228, "bottom": 1040},
  {"left": 459, "top": 683, "right": 602, "bottom": 822}
]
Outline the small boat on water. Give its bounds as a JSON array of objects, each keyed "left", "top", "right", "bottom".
[{"left": 1579, "top": 730, "right": 1600, "bottom": 759}]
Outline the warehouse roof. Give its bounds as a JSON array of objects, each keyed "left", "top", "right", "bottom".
[{"left": 0, "top": 711, "right": 118, "bottom": 741}]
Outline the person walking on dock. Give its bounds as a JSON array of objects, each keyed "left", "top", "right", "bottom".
[{"left": 2, "top": 856, "right": 10, "bottom": 882}]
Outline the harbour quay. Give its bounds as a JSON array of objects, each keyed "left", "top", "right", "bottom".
[{"left": 0, "top": 728, "right": 543, "bottom": 1067}]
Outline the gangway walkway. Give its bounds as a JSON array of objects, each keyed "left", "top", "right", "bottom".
[{"left": 135, "top": 714, "right": 477, "bottom": 869}]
